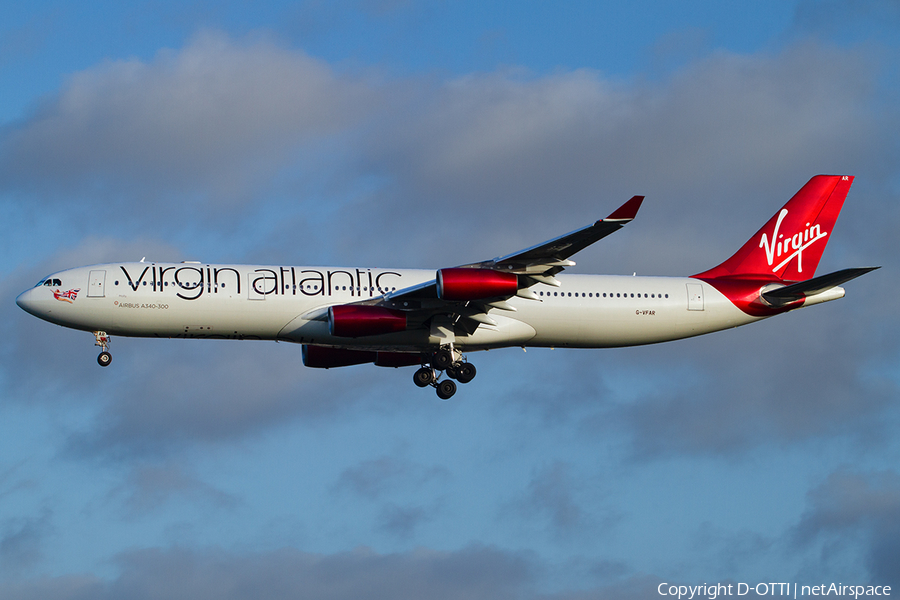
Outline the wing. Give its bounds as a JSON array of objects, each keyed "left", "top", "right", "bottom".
[
  {"left": 461, "top": 194, "right": 645, "bottom": 283},
  {"left": 317, "top": 195, "right": 644, "bottom": 336},
  {"left": 387, "top": 194, "right": 643, "bottom": 300}
]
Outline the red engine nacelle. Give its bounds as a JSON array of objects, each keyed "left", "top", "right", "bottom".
[
  {"left": 436, "top": 268, "right": 519, "bottom": 301},
  {"left": 302, "top": 345, "right": 377, "bottom": 368},
  {"left": 328, "top": 305, "right": 408, "bottom": 337}
]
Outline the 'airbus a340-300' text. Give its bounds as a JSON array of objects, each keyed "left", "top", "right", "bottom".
[{"left": 17, "top": 175, "right": 878, "bottom": 399}]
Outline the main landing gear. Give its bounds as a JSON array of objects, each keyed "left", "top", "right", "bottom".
[
  {"left": 413, "top": 347, "right": 477, "bottom": 400},
  {"left": 93, "top": 331, "right": 112, "bottom": 367}
]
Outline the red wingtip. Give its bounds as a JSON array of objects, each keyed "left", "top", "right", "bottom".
[{"left": 605, "top": 195, "right": 645, "bottom": 221}]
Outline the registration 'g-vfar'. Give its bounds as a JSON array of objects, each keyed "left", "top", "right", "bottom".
[{"left": 17, "top": 175, "right": 878, "bottom": 399}]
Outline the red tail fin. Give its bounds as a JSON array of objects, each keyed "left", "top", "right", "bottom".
[{"left": 694, "top": 175, "right": 853, "bottom": 282}]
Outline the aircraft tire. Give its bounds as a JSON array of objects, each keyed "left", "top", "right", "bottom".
[
  {"left": 413, "top": 367, "right": 435, "bottom": 388},
  {"left": 436, "top": 379, "right": 457, "bottom": 400},
  {"left": 433, "top": 349, "right": 454, "bottom": 370},
  {"left": 456, "top": 362, "right": 476, "bottom": 383},
  {"left": 97, "top": 351, "right": 112, "bottom": 367}
]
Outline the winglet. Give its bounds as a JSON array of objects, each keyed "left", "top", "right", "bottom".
[{"left": 605, "top": 195, "right": 644, "bottom": 221}]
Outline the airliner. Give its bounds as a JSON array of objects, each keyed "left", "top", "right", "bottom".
[{"left": 16, "top": 175, "right": 877, "bottom": 399}]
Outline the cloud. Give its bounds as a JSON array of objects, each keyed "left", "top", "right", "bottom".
[
  {"left": 332, "top": 455, "right": 450, "bottom": 500},
  {"left": 377, "top": 503, "right": 434, "bottom": 539},
  {"left": 0, "top": 30, "right": 380, "bottom": 218},
  {"left": 0, "top": 545, "right": 535, "bottom": 600},
  {"left": 2, "top": 33, "right": 889, "bottom": 269},
  {"left": 793, "top": 467, "right": 900, "bottom": 585},
  {"left": 61, "top": 340, "right": 385, "bottom": 458},
  {"left": 508, "top": 461, "right": 620, "bottom": 540},
  {"left": 110, "top": 462, "right": 239, "bottom": 515},
  {"left": 0, "top": 510, "right": 53, "bottom": 574},
  {"left": 333, "top": 455, "right": 449, "bottom": 539},
  {"left": 689, "top": 522, "right": 775, "bottom": 577},
  {"left": 0, "top": 461, "right": 39, "bottom": 502},
  {"left": 346, "top": 42, "right": 884, "bottom": 268},
  {"left": 592, "top": 309, "right": 897, "bottom": 459}
]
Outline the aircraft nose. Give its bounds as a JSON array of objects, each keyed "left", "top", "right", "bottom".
[{"left": 16, "top": 289, "right": 40, "bottom": 316}]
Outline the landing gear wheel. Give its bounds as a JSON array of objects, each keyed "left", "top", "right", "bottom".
[
  {"left": 456, "top": 362, "right": 476, "bottom": 384},
  {"left": 413, "top": 367, "right": 435, "bottom": 388},
  {"left": 433, "top": 349, "right": 454, "bottom": 370},
  {"left": 436, "top": 379, "right": 457, "bottom": 400},
  {"left": 97, "top": 351, "right": 112, "bottom": 367},
  {"left": 445, "top": 365, "right": 459, "bottom": 380}
]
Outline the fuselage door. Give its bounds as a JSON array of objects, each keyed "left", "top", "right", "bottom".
[
  {"left": 248, "top": 271, "right": 275, "bottom": 301},
  {"left": 88, "top": 270, "right": 106, "bottom": 298},
  {"left": 686, "top": 282, "right": 704, "bottom": 311}
]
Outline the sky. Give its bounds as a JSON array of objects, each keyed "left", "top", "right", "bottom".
[{"left": 1, "top": 1, "right": 899, "bottom": 598}]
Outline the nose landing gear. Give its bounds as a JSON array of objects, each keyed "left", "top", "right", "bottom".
[
  {"left": 93, "top": 331, "right": 112, "bottom": 367},
  {"left": 412, "top": 347, "right": 476, "bottom": 399}
]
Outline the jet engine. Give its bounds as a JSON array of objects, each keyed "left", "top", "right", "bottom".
[
  {"left": 436, "top": 268, "right": 518, "bottom": 301},
  {"left": 328, "top": 305, "right": 408, "bottom": 337}
]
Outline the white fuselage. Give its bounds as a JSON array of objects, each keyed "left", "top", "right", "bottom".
[{"left": 16, "top": 262, "right": 780, "bottom": 352}]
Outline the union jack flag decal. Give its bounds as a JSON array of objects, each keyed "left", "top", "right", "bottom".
[{"left": 53, "top": 288, "right": 80, "bottom": 303}]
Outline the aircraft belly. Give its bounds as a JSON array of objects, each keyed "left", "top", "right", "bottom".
[{"left": 456, "top": 315, "right": 536, "bottom": 349}]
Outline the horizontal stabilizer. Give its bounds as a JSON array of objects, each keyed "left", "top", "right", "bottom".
[{"left": 762, "top": 266, "right": 879, "bottom": 306}]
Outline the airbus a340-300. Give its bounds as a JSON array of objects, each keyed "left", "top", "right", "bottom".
[{"left": 17, "top": 175, "right": 877, "bottom": 399}]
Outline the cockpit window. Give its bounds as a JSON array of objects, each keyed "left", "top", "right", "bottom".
[{"left": 37, "top": 278, "right": 62, "bottom": 287}]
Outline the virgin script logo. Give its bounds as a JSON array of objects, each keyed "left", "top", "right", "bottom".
[{"left": 758, "top": 209, "right": 827, "bottom": 274}]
